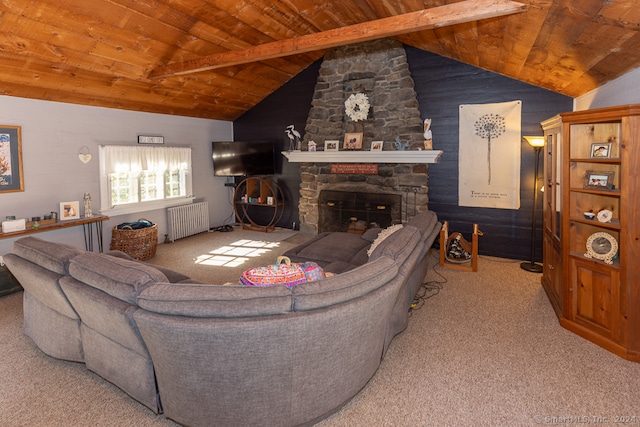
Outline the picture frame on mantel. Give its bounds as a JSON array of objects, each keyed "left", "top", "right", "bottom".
[
  {"left": 324, "top": 140, "right": 339, "bottom": 151},
  {"left": 0, "top": 125, "right": 24, "bottom": 193},
  {"left": 343, "top": 132, "right": 363, "bottom": 150},
  {"left": 60, "top": 201, "right": 80, "bottom": 220}
]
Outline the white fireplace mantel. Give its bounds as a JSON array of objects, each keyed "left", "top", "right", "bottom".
[{"left": 281, "top": 150, "right": 444, "bottom": 164}]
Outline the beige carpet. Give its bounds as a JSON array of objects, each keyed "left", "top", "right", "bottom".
[
  {"left": 146, "top": 226, "right": 311, "bottom": 284},
  {"left": 2, "top": 230, "right": 640, "bottom": 426}
]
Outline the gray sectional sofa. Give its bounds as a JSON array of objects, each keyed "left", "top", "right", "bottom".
[{"left": 4, "top": 210, "right": 440, "bottom": 427}]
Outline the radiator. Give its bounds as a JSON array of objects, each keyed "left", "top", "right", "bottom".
[{"left": 167, "top": 202, "right": 209, "bottom": 242}]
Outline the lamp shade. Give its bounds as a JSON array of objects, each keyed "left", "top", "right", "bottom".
[{"left": 523, "top": 136, "right": 545, "bottom": 148}]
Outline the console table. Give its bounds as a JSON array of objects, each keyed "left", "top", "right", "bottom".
[{"left": 0, "top": 215, "right": 109, "bottom": 252}]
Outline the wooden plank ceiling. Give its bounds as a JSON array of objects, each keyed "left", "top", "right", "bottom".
[{"left": 0, "top": 0, "right": 638, "bottom": 121}]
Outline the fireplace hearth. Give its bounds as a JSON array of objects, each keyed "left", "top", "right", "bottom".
[{"left": 319, "top": 190, "right": 401, "bottom": 234}]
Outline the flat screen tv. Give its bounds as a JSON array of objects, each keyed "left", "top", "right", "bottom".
[{"left": 211, "top": 141, "right": 276, "bottom": 177}]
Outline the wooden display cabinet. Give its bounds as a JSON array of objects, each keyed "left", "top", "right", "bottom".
[{"left": 542, "top": 104, "right": 640, "bottom": 361}]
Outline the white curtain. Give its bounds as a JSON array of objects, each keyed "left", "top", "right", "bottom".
[
  {"left": 458, "top": 100, "right": 521, "bottom": 209},
  {"left": 99, "top": 145, "right": 191, "bottom": 174}
]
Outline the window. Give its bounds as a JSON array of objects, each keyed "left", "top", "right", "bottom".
[{"left": 99, "top": 145, "right": 193, "bottom": 215}]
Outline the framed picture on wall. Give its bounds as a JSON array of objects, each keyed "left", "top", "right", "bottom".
[
  {"left": 371, "top": 141, "right": 383, "bottom": 151},
  {"left": 0, "top": 125, "right": 24, "bottom": 193},
  {"left": 60, "top": 201, "right": 80, "bottom": 220}
]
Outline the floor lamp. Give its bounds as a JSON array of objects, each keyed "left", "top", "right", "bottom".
[{"left": 521, "top": 136, "right": 545, "bottom": 273}]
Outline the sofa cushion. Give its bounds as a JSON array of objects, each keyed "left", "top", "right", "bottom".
[
  {"left": 407, "top": 210, "right": 439, "bottom": 243},
  {"left": 68, "top": 252, "right": 168, "bottom": 304},
  {"left": 13, "top": 236, "right": 83, "bottom": 274},
  {"left": 284, "top": 231, "right": 371, "bottom": 265},
  {"left": 322, "top": 260, "right": 360, "bottom": 274},
  {"left": 361, "top": 227, "right": 382, "bottom": 242},
  {"left": 369, "top": 225, "right": 421, "bottom": 262},
  {"left": 137, "top": 283, "right": 293, "bottom": 318},
  {"left": 105, "top": 249, "right": 192, "bottom": 283},
  {"left": 292, "top": 256, "right": 398, "bottom": 311}
]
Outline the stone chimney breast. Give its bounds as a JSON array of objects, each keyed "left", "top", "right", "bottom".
[{"left": 297, "top": 38, "right": 430, "bottom": 234}]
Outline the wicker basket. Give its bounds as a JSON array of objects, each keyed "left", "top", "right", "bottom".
[{"left": 109, "top": 220, "right": 158, "bottom": 260}]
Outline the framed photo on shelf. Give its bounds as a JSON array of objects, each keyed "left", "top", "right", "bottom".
[
  {"left": 343, "top": 132, "right": 363, "bottom": 150},
  {"left": 324, "top": 140, "right": 339, "bottom": 151},
  {"left": 0, "top": 125, "right": 24, "bottom": 193},
  {"left": 371, "top": 140, "right": 383, "bottom": 151},
  {"left": 590, "top": 142, "right": 612, "bottom": 158},
  {"left": 584, "top": 170, "right": 615, "bottom": 191},
  {"left": 60, "top": 201, "right": 80, "bottom": 220}
]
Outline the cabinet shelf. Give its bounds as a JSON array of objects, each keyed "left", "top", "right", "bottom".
[
  {"left": 570, "top": 158, "right": 621, "bottom": 164},
  {"left": 569, "top": 188, "right": 621, "bottom": 197},
  {"left": 568, "top": 251, "right": 620, "bottom": 269},
  {"left": 569, "top": 216, "right": 621, "bottom": 230}
]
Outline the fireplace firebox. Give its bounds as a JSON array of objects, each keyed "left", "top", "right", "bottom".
[{"left": 318, "top": 190, "right": 402, "bottom": 234}]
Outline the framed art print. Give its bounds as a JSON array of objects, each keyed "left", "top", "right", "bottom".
[
  {"left": 0, "top": 125, "right": 24, "bottom": 193},
  {"left": 343, "top": 133, "right": 363, "bottom": 150}
]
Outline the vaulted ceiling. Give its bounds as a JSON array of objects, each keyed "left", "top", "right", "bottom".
[{"left": 1, "top": 0, "right": 638, "bottom": 121}]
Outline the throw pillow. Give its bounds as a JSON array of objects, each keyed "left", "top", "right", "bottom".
[
  {"left": 367, "top": 224, "right": 403, "bottom": 257},
  {"left": 240, "top": 257, "right": 325, "bottom": 288},
  {"left": 361, "top": 227, "right": 382, "bottom": 242}
]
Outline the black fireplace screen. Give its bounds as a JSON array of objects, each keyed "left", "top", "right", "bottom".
[{"left": 318, "top": 190, "right": 402, "bottom": 234}]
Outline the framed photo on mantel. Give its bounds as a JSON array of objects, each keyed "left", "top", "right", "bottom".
[{"left": 343, "top": 132, "right": 363, "bottom": 150}]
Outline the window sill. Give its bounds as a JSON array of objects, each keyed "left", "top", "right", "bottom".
[{"left": 100, "top": 197, "right": 195, "bottom": 217}]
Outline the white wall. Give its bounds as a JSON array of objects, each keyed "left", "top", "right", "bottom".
[
  {"left": 574, "top": 67, "right": 640, "bottom": 111},
  {"left": 0, "top": 95, "right": 234, "bottom": 256}
]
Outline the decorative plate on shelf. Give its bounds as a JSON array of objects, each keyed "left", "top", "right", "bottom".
[
  {"left": 584, "top": 232, "right": 618, "bottom": 265},
  {"left": 597, "top": 209, "right": 613, "bottom": 223}
]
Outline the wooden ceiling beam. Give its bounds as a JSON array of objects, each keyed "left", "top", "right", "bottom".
[{"left": 148, "top": 0, "right": 528, "bottom": 79}]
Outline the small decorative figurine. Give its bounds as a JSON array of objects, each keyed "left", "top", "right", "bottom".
[
  {"left": 423, "top": 118, "right": 433, "bottom": 150},
  {"left": 393, "top": 137, "right": 410, "bottom": 151},
  {"left": 83, "top": 192, "right": 93, "bottom": 218},
  {"left": 285, "top": 125, "right": 302, "bottom": 151}
]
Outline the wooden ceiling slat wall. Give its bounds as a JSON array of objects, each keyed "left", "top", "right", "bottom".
[{"left": 0, "top": 0, "right": 637, "bottom": 120}]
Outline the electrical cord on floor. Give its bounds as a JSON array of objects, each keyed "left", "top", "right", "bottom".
[{"left": 410, "top": 252, "right": 447, "bottom": 313}]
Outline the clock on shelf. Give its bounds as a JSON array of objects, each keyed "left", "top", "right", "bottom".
[{"left": 584, "top": 231, "right": 618, "bottom": 265}]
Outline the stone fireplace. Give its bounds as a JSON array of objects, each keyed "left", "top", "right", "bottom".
[{"left": 298, "top": 38, "right": 430, "bottom": 235}]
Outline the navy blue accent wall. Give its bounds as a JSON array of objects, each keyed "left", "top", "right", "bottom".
[
  {"left": 405, "top": 47, "right": 572, "bottom": 260},
  {"left": 233, "top": 47, "right": 573, "bottom": 261},
  {"left": 233, "top": 61, "right": 321, "bottom": 229}
]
